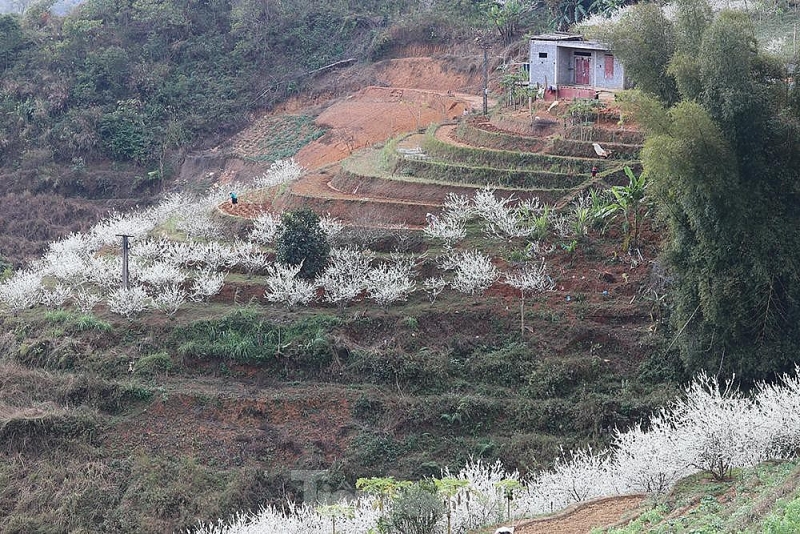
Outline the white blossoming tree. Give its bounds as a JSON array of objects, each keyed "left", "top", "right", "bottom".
[
  {"left": 255, "top": 158, "right": 304, "bottom": 188},
  {"left": 107, "top": 286, "right": 151, "bottom": 317},
  {"left": 505, "top": 259, "right": 555, "bottom": 335},
  {"left": 365, "top": 257, "right": 416, "bottom": 308},
  {"left": 249, "top": 212, "right": 281, "bottom": 245},
  {"left": 318, "top": 247, "right": 373, "bottom": 308},
  {"left": 451, "top": 250, "right": 498, "bottom": 295},
  {"left": 190, "top": 269, "right": 225, "bottom": 302},
  {"left": 264, "top": 262, "right": 318, "bottom": 308}
]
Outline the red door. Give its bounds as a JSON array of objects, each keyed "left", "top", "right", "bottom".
[{"left": 575, "top": 56, "right": 590, "bottom": 85}]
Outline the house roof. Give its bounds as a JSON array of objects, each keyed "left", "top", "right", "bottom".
[
  {"left": 530, "top": 32, "right": 583, "bottom": 41},
  {"left": 530, "top": 33, "right": 612, "bottom": 52}
]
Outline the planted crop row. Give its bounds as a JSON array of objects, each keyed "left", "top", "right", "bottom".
[
  {"left": 549, "top": 138, "right": 642, "bottom": 159},
  {"left": 391, "top": 157, "right": 585, "bottom": 194},
  {"left": 422, "top": 131, "right": 614, "bottom": 175},
  {"left": 563, "top": 125, "right": 645, "bottom": 145},
  {"left": 453, "top": 121, "right": 548, "bottom": 153}
]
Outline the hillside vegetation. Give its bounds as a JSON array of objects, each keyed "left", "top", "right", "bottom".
[{"left": 1, "top": 0, "right": 800, "bottom": 532}]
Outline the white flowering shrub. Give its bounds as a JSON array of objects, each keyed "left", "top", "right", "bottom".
[
  {"left": 87, "top": 256, "right": 122, "bottom": 290},
  {"left": 152, "top": 284, "right": 187, "bottom": 316},
  {"left": 39, "top": 284, "right": 72, "bottom": 308},
  {"left": 423, "top": 213, "right": 466, "bottom": 247},
  {"left": 445, "top": 459, "right": 514, "bottom": 531},
  {"left": 89, "top": 210, "right": 157, "bottom": 248},
  {"left": 442, "top": 193, "right": 476, "bottom": 223},
  {"left": 147, "top": 192, "right": 186, "bottom": 224},
  {"left": 505, "top": 258, "right": 555, "bottom": 295},
  {"left": 318, "top": 247, "right": 373, "bottom": 307},
  {"left": 107, "top": 286, "right": 151, "bottom": 317},
  {"left": 249, "top": 212, "right": 281, "bottom": 245},
  {"left": 190, "top": 269, "right": 225, "bottom": 302},
  {"left": 533, "top": 447, "right": 614, "bottom": 509},
  {"left": 130, "top": 237, "right": 170, "bottom": 264},
  {"left": 473, "top": 188, "right": 531, "bottom": 238},
  {"left": 319, "top": 214, "right": 344, "bottom": 241},
  {"left": 255, "top": 158, "right": 304, "bottom": 188},
  {"left": 754, "top": 369, "right": 800, "bottom": 454},
  {"left": 365, "top": 257, "right": 416, "bottom": 307},
  {"left": 0, "top": 269, "right": 43, "bottom": 311},
  {"left": 451, "top": 250, "right": 497, "bottom": 295},
  {"left": 41, "top": 251, "right": 91, "bottom": 286},
  {"left": 422, "top": 277, "right": 447, "bottom": 303},
  {"left": 674, "top": 373, "right": 774, "bottom": 481},
  {"left": 164, "top": 241, "right": 233, "bottom": 270},
  {"left": 175, "top": 212, "right": 222, "bottom": 240},
  {"left": 264, "top": 262, "right": 317, "bottom": 308},
  {"left": 73, "top": 288, "right": 102, "bottom": 314},
  {"left": 230, "top": 240, "right": 268, "bottom": 274},
  {"left": 610, "top": 418, "right": 693, "bottom": 495},
  {"left": 136, "top": 261, "right": 186, "bottom": 288}
]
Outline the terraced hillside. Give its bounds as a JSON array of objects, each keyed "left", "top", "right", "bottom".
[{"left": 222, "top": 101, "right": 643, "bottom": 228}]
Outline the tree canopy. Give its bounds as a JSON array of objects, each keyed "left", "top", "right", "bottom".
[{"left": 615, "top": 2, "right": 800, "bottom": 382}]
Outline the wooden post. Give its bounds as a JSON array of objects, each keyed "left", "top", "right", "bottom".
[
  {"left": 482, "top": 44, "right": 489, "bottom": 116},
  {"left": 117, "top": 234, "right": 133, "bottom": 290}
]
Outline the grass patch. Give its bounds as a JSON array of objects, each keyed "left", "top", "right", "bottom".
[{"left": 171, "top": 308, "right": 340, "bottom": 373}]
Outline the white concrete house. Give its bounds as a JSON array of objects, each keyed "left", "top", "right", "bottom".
[{"left": 529, "top": 32, "right": 626, "bottom": 99}]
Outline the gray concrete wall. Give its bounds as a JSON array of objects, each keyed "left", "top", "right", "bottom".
[
  {"left": 528, "top": 40, "right": 558, "bottom": 89},
  {"left": 530, "top": 38, "right": 626, "bottom": 90},
  {"left": 592, "top": 52, "right": 625, "bottom": 89},
  {"left": 557, "top": 47, "right": 573, "bottom": 85}
]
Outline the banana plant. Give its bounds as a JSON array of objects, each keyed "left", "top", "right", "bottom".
[{"left": 599, "top": 166, "right": 648, "bottom": 251}]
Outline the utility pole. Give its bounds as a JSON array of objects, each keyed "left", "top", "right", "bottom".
[
  {"left": 117, "top": 234, "right": 133, "bottom": 290},
  {"left": 473, "top": 32, "right": 492, "bottom": 115},
  {"left": 482, "top": 42, "right": 490, "bottom": 116}
]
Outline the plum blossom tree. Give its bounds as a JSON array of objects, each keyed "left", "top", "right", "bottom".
[
  {"left": 473, "top": 187, "right": 531, "bottom": 238},
  {"left": 264, "top": 262, "right": 317, "bottom": 308},
  {"left": 39, "top": 284, "right": 72, "bottom": 308},
  {"left": 255, "top": 158, "right": 304, "bottom": 188},
  {"left": 86, "top": 256, "right": 121, "bottom": 290},
  {"left": 152, "top": 284, "right": 187, "bottom": 316},
  {"left": 422, "top": 276, "right": 447, "bottom": 303},
  {"left": 107, "top": 286, "right": 151, "bottom": 317},
  {"left": 505, "top": 259, "right": 555, "bottom": 335},
  {"left": 73, "top": 288, "right": 102, "bottom": 314},
  {"left": 610, "top": 418, "right": 693, "bottom": 494},
  {"left": 318, "top": 247, "right": 373, "bottom": 308},
  {"left": 319, "top": 213, "right": 344, "bottom": 242},
  {"left": 136, "top": 261, "right": 186, "bottom": 288},
  {"left": 0, "top": 269, "right": 43, "bottom": 311},
  {"left": 365, "top": 257, "right": 416, "bottom": 308},
  {"left": 451, "top": 250, "right": 498, "bottom": 295},
  {"left": 423, "top": 212, "right": 466, "bottom": 247},
  {"left": 423, "top": 193, "right": 472, "bottom": 247},
  {"left": 533, "top": 446, "right": 614, "bottom": 507},
  {"left": 249, "top": 212, "right": 281, "bottom": 245},
  {"left": 89, "top": 210, "right": 157, "bottom": 248},
  {"left": 230, "top": 240, "right": 268, "bottom": 274},
  {"left": 190, "top": 269, "right": 225, "bottom": 302}
]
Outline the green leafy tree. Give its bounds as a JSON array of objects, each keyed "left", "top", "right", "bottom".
[
  {"left": 0, "top": 15, "right": 26, "bottom": 70},
  {"left": 487, "top": 0, "right": 526, "bottom": 45},
  {"left": 590, "top": 2, "right": 678, "bottom": 104},
  {"left": 276, "top": 208, "right": 330, "bottom": 279},
  {"left": 640, "top": 25, "right": 800, "bottom": 382},
  {"left": 433, "top": 477, "right": 470, "bottom": 534},
  {"left": 599, "top": 165, "right": 647, "bottom": 252},
  {"left": 389, "top": 484, "right": 444, "bottom": 534}
]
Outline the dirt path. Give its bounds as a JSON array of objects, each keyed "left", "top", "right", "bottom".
[{"left": 496, "top": 494, "right": 646, "bottom": 534}]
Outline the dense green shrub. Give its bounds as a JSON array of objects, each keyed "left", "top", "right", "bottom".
[{"left": 276, "top": 209, "right": 330, "bottom": 279}]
